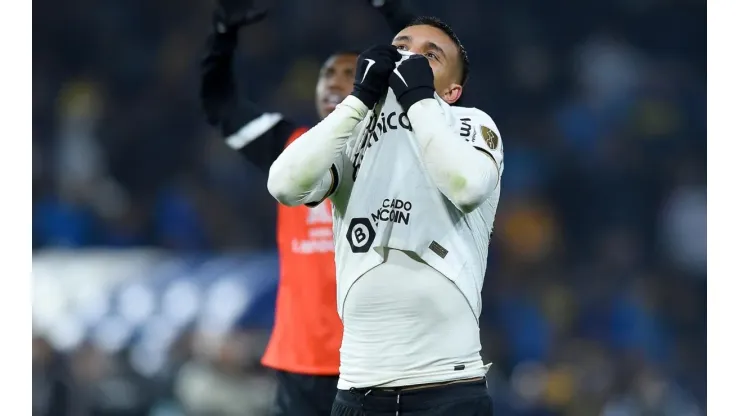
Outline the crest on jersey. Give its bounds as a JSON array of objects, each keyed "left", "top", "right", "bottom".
[{"left": 480, "top": 126, "right": 499, "bottom": 150}]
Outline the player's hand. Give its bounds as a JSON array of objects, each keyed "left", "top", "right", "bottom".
[
  {"left": 388, "top": 54, "right": 435, "bottom": 111},
  {"left": 351, "top": 45, "right": 402, "bottom": 109},
  {"left": 214, "top": 0, "right": 268, "bottom": 34},
  {"left": 365, "top": 0, "right": 416, "bottom": 33},
  {"left": 366, "top": 0, "right": 395, "bottom": 8}
]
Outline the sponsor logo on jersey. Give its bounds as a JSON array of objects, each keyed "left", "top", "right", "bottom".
[
  {"left": 371, "top": 198, "right": 413, "bottom": 226},
  {"left": 346, "top": 217, "right": 375, "bottom": 253},
  {"left": 352, "top": 111, "right": 413, "bottom": 180}
]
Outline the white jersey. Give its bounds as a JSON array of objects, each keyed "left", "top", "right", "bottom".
[
  {"left": 338, "top": 247, "right": 490, "bottom": 388},
  {"left": 265, "top": 81, "right": 504, "bottom": 389},
  {"left": 330, "top": 89, "right": 504, "bottom": 321}
]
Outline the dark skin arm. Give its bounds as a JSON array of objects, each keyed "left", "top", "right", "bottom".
[
  {"left": 200, "top": 2, "right": 297, "bottom": 174},
  {"left": 200, "top": 0, "right": 418, "bottom": 173}
]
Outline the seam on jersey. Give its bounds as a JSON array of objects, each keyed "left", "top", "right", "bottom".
[
  {"left": 472, "top": 146, "right": 501, "bottom": 190},
  {"left": 449, "top": 273, "right": 481, "bottom": 325},
  {"left": 472, "top": 146, "right": 497, "bottom": 165},
  {"left": 339, "top": 260, "right": 385, "bottom": 320},
  {"left": 339, "top": 277, "right": 361, "bottom": 321}
]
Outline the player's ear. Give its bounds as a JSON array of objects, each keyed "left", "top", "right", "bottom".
[{"left": 441, "top": 83, "right": 463, "bottom": 105}]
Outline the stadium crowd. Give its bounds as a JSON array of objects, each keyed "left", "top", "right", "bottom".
[{"left": 33, "top": 0, "right": 706, "bottom": 414}]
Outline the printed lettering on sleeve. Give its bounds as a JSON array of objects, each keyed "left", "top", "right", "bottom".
[{"left": 454, "top": 109, "right": 504, "bottom": 172}]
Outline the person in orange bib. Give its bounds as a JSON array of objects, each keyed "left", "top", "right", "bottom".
[{"left": 200, "top": 0, "right": 415, "bottom": 414}]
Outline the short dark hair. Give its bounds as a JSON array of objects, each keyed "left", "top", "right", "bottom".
[
  {"left": 330, "top": 50, "right": 360, "bottom": 59},
  {"left": 405, "top": 16, "right": 470, "bottom": 86}
]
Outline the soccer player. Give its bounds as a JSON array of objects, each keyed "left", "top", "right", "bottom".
[
  {"left": 200, "top": 0, "right": 415, "bottom": 415},
  {"left": 267, "top": 16, "right": 503, "bottom": 415}
]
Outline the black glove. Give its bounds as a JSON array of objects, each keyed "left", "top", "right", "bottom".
[
  {"left": 213, "top": 0, "right": 268, "bottom": 34},
  {"left": 388, "top": 54, "right": 435, "bottom": 111},
  {"left": 351, "top": 45, "right": 402, "bottom": 109}
]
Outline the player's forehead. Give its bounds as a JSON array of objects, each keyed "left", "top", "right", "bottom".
[
  {"left": 392, "top": 25, "right": 458, "bottom": 57},
  {"left": 322, "top": 53, "right": 357, "bottom": 71}
]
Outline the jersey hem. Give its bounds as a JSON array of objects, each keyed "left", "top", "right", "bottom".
[{"left": 337, "top": 365, "right": 489, "bottom": 390}]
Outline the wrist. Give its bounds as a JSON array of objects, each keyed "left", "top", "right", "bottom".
[
  {"left": 341, "top": 95, "right": 370, "bottom": 117},
  {"left": 407, "top": 98, "right": 447, "bottom": 147},
  {"left": 407, "top": 97, "right": 440, "bottom": 120},
  {"left": 351, "top": 88, "right": 379, "bottom": 110},
  {"left": 398, "top": 85, "right": 434, "bottom": 112}
]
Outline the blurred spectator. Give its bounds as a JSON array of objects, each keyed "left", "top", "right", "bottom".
[
  {"left": 174, "top": 332, "right": 274, "bottom": 416},
  {"left": 33, "top": 336, "right": 81, "bottom": 416}
]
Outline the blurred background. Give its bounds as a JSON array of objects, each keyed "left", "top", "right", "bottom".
[{"left": 32, "top": 0, "right": 706, "bottom": 415}]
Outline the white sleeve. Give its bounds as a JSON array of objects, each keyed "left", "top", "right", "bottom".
[
  {"left": 266, "top": 95, "right": 368, "bottom": 206},
  {"left": 302, "top": 162, "right": 342, "bottom": 207},
  {"left": 407, "top": 99, "right": 503, "bottom": 213},
  {"left": 454, "top": 108, "right": 504, "bottom": 185}
]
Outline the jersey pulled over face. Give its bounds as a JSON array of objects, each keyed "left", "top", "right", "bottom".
[
  {"left": 315, "top": 54, "right": 358, "bottom": 119},
  {"left": 391, "top": 24, "right": 463, "bottom": 104}
]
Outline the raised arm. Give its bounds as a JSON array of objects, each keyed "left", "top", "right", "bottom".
[
  {"left": 389, "top": 56, "right": 502, "bottom": 213},
  {"left": 267, "top": 95, "right": 367, "bottom": 206},
  {"left": 407, "top": 101, "right": 502, "bottom": 213},
  {"left": 267, "top": 45, "right": 402, "bottom": 206},
  {"left": 200, "top": 0, "right": 298, "bottom": 174}
]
